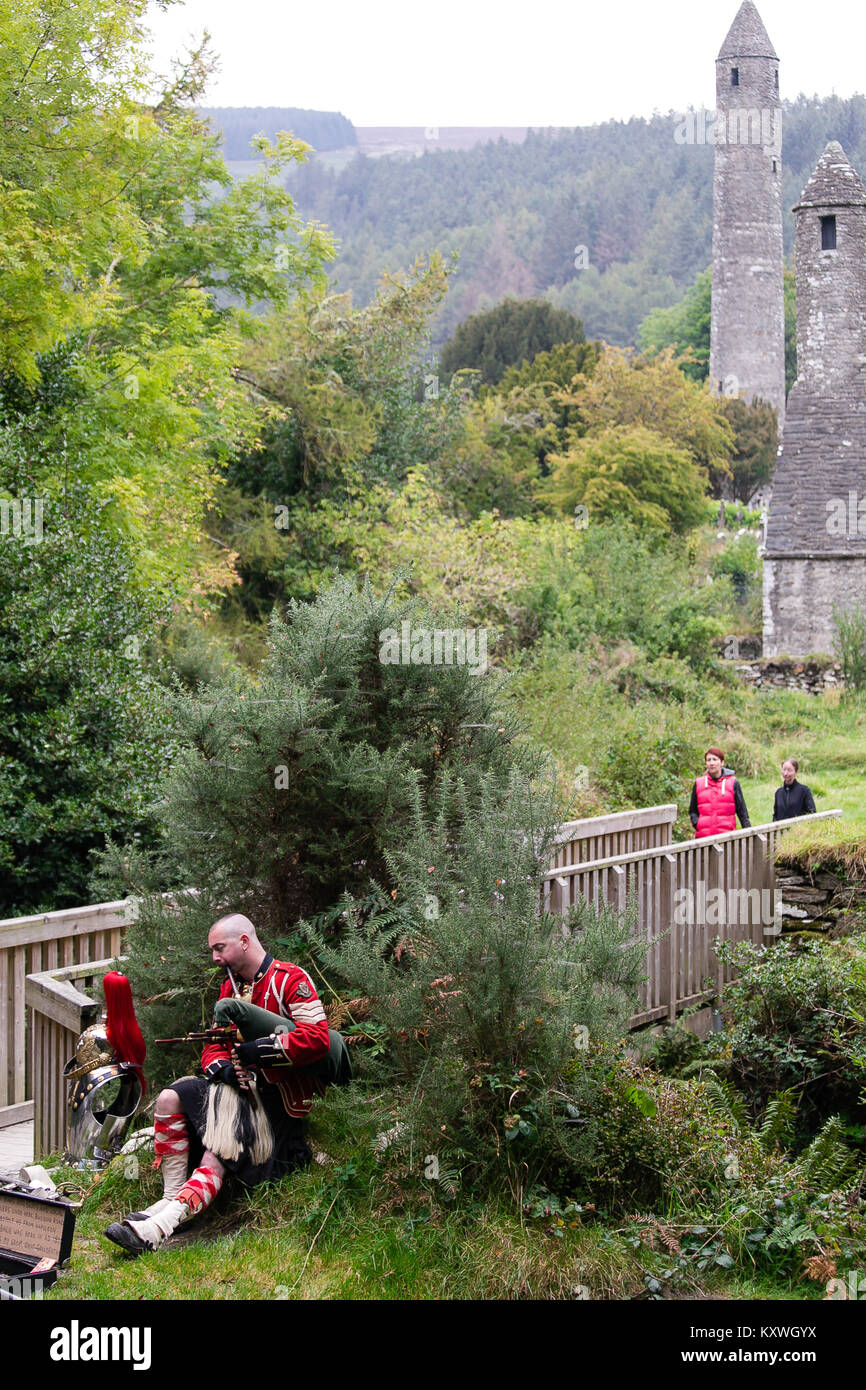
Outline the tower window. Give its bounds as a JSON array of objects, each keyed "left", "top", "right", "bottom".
[
  {"left": 774, "top": 70, "right": 779, "bottom": 90},
  {"left": 772, "top": 160, "right": 777, "bottom": 173},
  {"left": 731, "top": 67, "right": 739, "bottom": 86},
  {"left": 821, "top": 215, "right": 837, "bottom": 250}
]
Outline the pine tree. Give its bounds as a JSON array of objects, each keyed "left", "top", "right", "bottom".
[
  {"left": 439, "top": 300, "right": 586, "bottom": 387},
  {"left": 94, "top": 574, "right": 537, "bottom": 1072}
]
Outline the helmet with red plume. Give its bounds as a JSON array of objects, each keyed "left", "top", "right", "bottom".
[{"left": 103, "top": 971, "right": 147, "bottom": 1094}]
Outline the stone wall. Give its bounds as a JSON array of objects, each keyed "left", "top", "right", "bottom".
[
  {"left": 763, "top": 555, "right": 866, "bottom": 658},
  {"left": 730, "top": 654, "right": 844, "bottom": 693},
  {"left": 776, "top": 866, "right": 865, "bottom": 935}
]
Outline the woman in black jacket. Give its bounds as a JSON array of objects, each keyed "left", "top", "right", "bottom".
[{"left": 772, "top": 758, "right": 817, "bottom": 821}]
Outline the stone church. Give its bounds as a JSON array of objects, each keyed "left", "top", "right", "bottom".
[{"left": 710, "top": 3, "right": 866, "bottom": 657}]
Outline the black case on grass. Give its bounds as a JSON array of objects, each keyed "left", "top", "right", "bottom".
[{"left": 0, "top": 1182, "right": 76, "bottom": 1299}]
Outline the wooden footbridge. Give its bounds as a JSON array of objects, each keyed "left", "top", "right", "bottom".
[
  {"left": 544, "top": 804, "right": 841, "bottom": 1028},
  {"left": 0, "top": 802, "right": 841, "bottom": 1157}
]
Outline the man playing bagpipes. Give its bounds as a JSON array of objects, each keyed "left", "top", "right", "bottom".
[{"left": 104, "top": 913, "right": 350, "bottom": 1257}]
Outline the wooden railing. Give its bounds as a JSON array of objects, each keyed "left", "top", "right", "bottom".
[
  {"left": 550, "top": 804, "right": 677, "bottom": 871},
  {"left": 25, "top": 958, "right": 115, "bottom": 1159},
  {"left": 0, "top": 900, "right": 131, "bottom": 1127},
  {"left": 2, "top": 815, "right": 675, "bottom": 1131},
  {"left": 2, "top": 804, "right": 844, "bottom": 1155},
  {"left": 543, "top": 811, "right": 843, "bottom": 1027}
]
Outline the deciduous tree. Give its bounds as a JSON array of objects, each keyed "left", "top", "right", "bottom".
[
  {"left": 546, "top": 425, "right": 709, "bottom": 536},
  {"left": 0, "top": 0, "right": 333, "bottom": 591}
]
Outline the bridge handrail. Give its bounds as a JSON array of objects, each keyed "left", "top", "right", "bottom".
[
  {"left": 552, "top": 804, "right": 677, "bottom": 844},
  {"left": 542, "top": 810, "right": 843, "bottom": 880}
]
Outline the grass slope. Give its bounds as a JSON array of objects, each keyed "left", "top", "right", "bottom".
[{"left": 44, "top": 1100, "right": 831, "bottom": 1303}]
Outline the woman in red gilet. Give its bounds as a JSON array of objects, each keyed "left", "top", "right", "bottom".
[{"left": 689, "top": 747, "right": 751, "bottom": 838}]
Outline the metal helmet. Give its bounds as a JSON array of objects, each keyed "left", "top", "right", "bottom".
[{"left": 64, "top": 1021, "right": 143, "bottom": 1168}]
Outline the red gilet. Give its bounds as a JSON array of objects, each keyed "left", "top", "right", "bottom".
[{"left": 695, "top": 774, "right": 736, "bottom": 838}]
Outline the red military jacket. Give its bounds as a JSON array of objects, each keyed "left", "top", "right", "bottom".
[
  {"left": 695, "top": 774, "right": 737, "bottom": 838},
  {"left": 201, "top": 954, "right": 330, "bottom": 1118}
]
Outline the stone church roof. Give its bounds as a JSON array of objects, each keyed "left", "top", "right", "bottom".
[
  {"left": 794, "top": 141, "right": 866, "bottom": 210},
  {"left": 764, "top": 393, "right": 866, "bottom": 557},
  {"left": 717, "top": 2, "right": 778, "bottom": 61}
]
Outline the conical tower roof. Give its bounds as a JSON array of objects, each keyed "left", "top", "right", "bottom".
[
  {"left": 717, "top": 2, "right": 778, "bottom": 60},
  {"left": 794, "top": 141, "right": 866, "bottom": 210}
]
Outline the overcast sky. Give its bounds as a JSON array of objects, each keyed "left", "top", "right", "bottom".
[{"left": 144, "top": 0, "right": 866, "bottom": 128}]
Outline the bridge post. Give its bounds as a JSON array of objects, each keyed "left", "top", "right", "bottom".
[
  {"left": 658, "top": 854, "right": 676, "bottom": 1022},
  {"left": 708, "top": 842, "right": 725, "bottom": 999}
]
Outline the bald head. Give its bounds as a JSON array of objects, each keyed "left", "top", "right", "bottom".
[
  {"left": 210, "top": 913, "right": 259, "bottom": 943},
  {"left": 208, "top": 914, "right": 265, "bottom": 981}
]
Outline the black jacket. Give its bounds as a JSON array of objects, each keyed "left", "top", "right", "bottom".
[{"left": 772, "top": 780, "right": 816, "bottom": 822}]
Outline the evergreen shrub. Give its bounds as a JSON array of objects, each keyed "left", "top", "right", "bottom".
[
  {"left": 305, "top": 768, "right": 649, "bottom": 1200},
  {"left": 93, "top": 573, "right": 539, "bottom": 1084}
]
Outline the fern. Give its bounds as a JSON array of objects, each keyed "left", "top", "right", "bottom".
[
  {"left": 757, "top": 1090, "right": 797, "bottom": 1153},
  {"left": 792, "top": 1116, "right": 860, "bottom": 1189},
  {"left": 698, "top": 1073, "right": 749, "bottom": 1131}
]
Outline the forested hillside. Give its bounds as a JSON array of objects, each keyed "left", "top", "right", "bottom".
[
  {"left": 286, "top": 94, "right": 866, "bottom": 346},
  {"left": 200, "top": 106, "right": 356, "bottom": 157}
]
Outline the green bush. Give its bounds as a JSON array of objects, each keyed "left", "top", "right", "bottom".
[
  {"left": 92, "top": 572, "right": 542, "bottom": 1085},
  {"left": 305, "top": 770, "right": 648, "bottom": 1201},
  {"left": 712, "top": 532, "right": 761, "bottom": 588},
  {"left": 645, "top": 599, "right": 724, "bottom": 670},
  {"left": 0, "top": 491, "right": 169, "bottom": 915},
  {"left": 518, "top": 523, "right": 730, "bottom": 676},
  {"left": 703, "top": 939, "right": 866, "bottom": 1141},
  {"left": 596, "top": 717, "right": 701, "bottom": 810},
  {"left": 539, "top": 1062, "right": 779, "bottom": 1212},
  {"left": 833, "top": 603, "right": 866, "bottom": 692}
]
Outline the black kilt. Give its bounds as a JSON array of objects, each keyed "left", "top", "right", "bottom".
[{"left": 172, "top": 1075, "right": 312, "bottom": 1187}]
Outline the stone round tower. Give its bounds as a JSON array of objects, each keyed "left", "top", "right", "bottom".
[
  {"left": 710, "top": 2, "right": 786, "bottom": 427},
  {"left": 791, "top": 142, "right": 866, "bottom": 392},
  {"left": 763, "top": 142, "right": 866, "bottom": 657}
]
